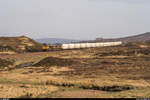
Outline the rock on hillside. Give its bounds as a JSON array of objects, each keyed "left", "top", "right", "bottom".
[{"left": 0, "top": 36, "right": 43, "bottom": 53}]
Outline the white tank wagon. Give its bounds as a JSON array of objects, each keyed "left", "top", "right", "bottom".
[
  {"left": 61, "top": 41, "right": 122, "bottom": 50},
  {"left": 86, "top": 43, "right": 92, "bottom": 48},
  {"left": 74, "top": 43, "right": 81, "bottom": 49},
  {"left": 98, "top": 43, "right": 104, "bottom": 46},
  {"left": 103, "top": 42, "right": 112, "bottom": 46},
  {"left": 101, "top": 42, "right": 122, "bottom": 47},
  {"left": 113, "top": 41, "right": 122, "bottom": 46},
  {"left": 68, "top": 44, "right": 75, "bottom": 49},
  {"left": 62, "top": 44, "right": 69, "bottom": 49},
  {"left": 85, "top": 43, "right": 91, "bottom": 48},
  {"left": 95, "top": 43, "right": 102, "bottom": 47},
  {"left": 90, "top": 43, "right": 96, "bottom": 48},
  {"left": 80, "top": 43, "right": 87, "bottom": 48}
]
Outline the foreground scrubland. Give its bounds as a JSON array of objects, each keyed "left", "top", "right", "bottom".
[{"left": 0, "top": 42, "right": 150, "bottom": 98}]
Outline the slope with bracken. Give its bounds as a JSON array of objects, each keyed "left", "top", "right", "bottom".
[{"left": 0, "top": 36, "right": 42, "bottom": 54}]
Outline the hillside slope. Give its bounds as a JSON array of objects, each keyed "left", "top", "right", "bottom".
[
  {"left": 115, "top": 32, "right": 150, "bottom": 43},
  {"left": 82, "top": 32, "right": 150, "bottom": 43},
  {"left": 0, "top": 36, "right": 42, "bottom": 53}
]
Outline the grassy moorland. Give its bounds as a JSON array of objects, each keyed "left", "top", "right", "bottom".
[{"left": 0, "top": 42, "right": 150, "bottom": 98}]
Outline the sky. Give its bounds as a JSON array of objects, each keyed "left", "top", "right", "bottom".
[{"left": 0, "top": 0, "right": 150, "bottom": 40}]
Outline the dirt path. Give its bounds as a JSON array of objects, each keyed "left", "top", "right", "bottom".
[{"left": 51, "top": 90, "right": 104, "bottom": 98}]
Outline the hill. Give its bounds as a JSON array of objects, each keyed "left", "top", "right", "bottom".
[
  {"left": 82, "top": 32, "right": 150, "bottom": 43},
  {"left": 0, "top": 36, "right": 42, "bottom": 53},
  {"left": 36, "top": 38, "right": 81, "bottom": 44},
  {"left": 118, "top": 32, "right": 150, "bottom": 43}
]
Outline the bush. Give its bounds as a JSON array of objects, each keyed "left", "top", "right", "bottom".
[
  {"left": 0, "top": 58, "right": 15, "bottom": 69},
  {"left": 0, "top": 45, "right": 17, "bottom": 52},
  {"left": 25, "top": 45, "right": 43, "bottom": 52}
]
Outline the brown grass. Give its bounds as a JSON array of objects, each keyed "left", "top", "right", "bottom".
[
  {"left": 0, "top": 84, "right": 58, "bottom": 98},
  {"left": 0, "top": 42, "right": 150, "bottom": 98}
]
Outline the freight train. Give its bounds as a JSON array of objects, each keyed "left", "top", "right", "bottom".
[{"left": 42, "top": 41, "right": 122, "bottom": 51}]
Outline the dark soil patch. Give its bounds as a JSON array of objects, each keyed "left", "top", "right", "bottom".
[
  {"left": 51, "top": 90, "right": 104, "bottom": 98},
  {"left": 45, "top": 80, "right": 133, "bottom": 92},
  {"left": 15, "top": 62, "right": 34, "bottom": 68},
  {"left": 80, "top": 85, "right": 133, "bottom": 92},
  {"left": 33, "top": 57, "right": 78, "bottom": 67}
]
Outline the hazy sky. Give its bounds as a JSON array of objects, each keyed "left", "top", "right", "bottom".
[{"left": 0, "top": 0, "right": 150, "bottom": 40}]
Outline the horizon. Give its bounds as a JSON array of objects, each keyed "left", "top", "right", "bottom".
[
  {"left": 35, "top": 32, "right": 150, "bottom": 40},
  {"left": 0, "top": 32, "right": 149, "bottom": 41}
]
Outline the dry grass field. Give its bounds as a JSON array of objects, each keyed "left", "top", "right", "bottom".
[{"left": 0, "top": 42, "right": 150, "bottom": 98}]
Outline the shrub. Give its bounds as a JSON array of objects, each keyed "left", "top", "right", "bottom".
[
  {"left": 25, "top": 45, "right": 43, "bottom": 52},
  {"left": 0, "top": 58, "right": 15, "bottom": 69}
]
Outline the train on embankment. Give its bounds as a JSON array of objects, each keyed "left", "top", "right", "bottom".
[{"left": 42, "top": 41, "right": 122, "bottom": 51}]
